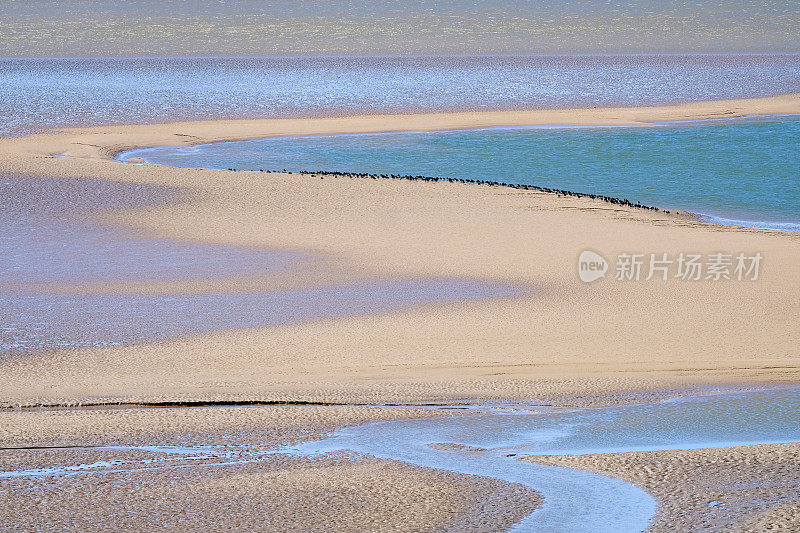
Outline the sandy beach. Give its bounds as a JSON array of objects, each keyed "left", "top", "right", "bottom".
[
  {"left": 528, "top": 442, "right": 800, "bottom": 531},
  {"left": 0, "top": 405, "right": 540, "bottom": 532},
  {"left": 1, "top": 94, "right": 799, "bottom": 407},
  {"left": 1, "top": 93, "right": 799, "bottom": 530}
]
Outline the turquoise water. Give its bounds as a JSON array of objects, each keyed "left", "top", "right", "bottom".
[{"left": 121, "top": 115, "right": 800, "bottom": 231}]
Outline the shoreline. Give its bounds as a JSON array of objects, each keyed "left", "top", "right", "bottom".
[
  {"left": 3, "top": 386, "right": 798, "bottom": 531},
  {"left": 0, "top": 92, "right": 799, "bottom": 407},
  {"left": 113, "top": 109, "right": 800, "bottom": 153},
  {"left": 113, "top": 114, "right": 798, "bottom": 233},
  {"left": 528, "top": 440, "right": 800, "bottom": 531},
  {"left": 2, "top": 92, "right": 793, "bottom": 236},
  {"left": 2, "top": 52, "right": 799, "bottom": 531},
  {"left": 1, "top": 92, "right": 798, "bottom": 162}
]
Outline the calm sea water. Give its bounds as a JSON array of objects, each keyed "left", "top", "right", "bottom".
[
  {"left": 121, "top": 116, "right": 800, "bottom": 231},
  {"left": 2, "top": 55, "right": 800, "bottom": 136},
  {"left": 4, "top": 1, "right": 799, "bottom": 56}
]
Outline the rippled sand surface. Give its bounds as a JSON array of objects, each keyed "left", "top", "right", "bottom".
[
  {"left": 2, "top": 389, "right": 799, "bottom": 531},
  {"left": 530, "top": 443, "right": 800, "bottom": 532},
  {"left": 1, "top": 96, "right": 799, "bottom": 530},
  {"left": 0, "top": 405, "right": 540, "bottom": 532}
]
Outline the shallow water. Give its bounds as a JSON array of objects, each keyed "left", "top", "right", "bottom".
[
  {"left": 3, "top": 55, "right": 800, "bottom": 136},
  {"left": 295, "top": 418, "right": 656, "bottom": 533},
  {"left": 121, "top": 115, "right": 800, "bottom": 232},
  {"left": 2, "top": 387, "right": 798, "bottom": 531},
  {"left": 0, "top": 176, "right": 522, "bottom": 355},
  {"left": 323, "top": 387, "right": 800, "bottom": 459},
  {"left": 293, "top": 386, "right": 800, "bottom": 531}
]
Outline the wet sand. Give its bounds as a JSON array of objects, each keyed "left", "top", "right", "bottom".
[
  {"left": 0, "top": 405, "right": 540, "bottom": 532},
  {"left": 1, "top": 99, "right": 799, "bottom": 405},
  {"left": 0, "top": 94, "right": 799, "bottom": 530},
  {"left": 527, "top": 443, "right": 800, "bottom": 532},
  {"left": 1, "top": 455, "right": 540, "bottom": 532},
  {"left": 3, "top": 392, "right": 798, "bottom": 531}
]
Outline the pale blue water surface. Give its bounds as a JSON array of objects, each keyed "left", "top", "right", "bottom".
[
  {"left": 2, "top": 55, "right": 800, "bottom": 136},
  {"left": 3, "top": 387, "right": 797, "bottom": 532},
  {"left": 121, "top": 116, "right": 800, "bottom": 231},
  {"left": 293, "top": 386, "right": 800, "bottom": 532}
]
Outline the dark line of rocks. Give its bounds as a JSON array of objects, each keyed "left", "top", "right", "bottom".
[{"left": 221, "top": 167, "right": 667, "bottom": 213}]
